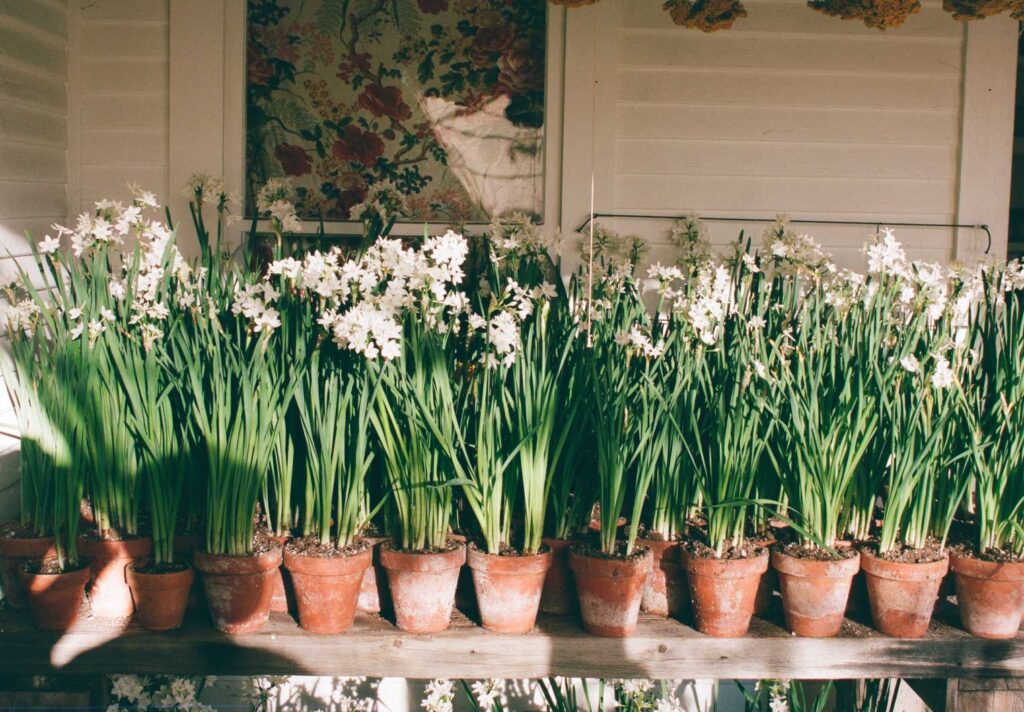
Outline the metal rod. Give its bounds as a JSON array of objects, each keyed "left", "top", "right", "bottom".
[{"left": 575, "top": 213, "right": 993, "bottom": 255}]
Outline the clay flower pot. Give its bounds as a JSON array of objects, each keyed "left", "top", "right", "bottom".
[
  {"left": 772, "top": 548, "right": 860, "bottom": 637},
  {"left": 637, "top": 538, "right": 687, "bottom": 618},
  {"left": 77, "top": 535, "right": 152, "bottom": 618},
  {"left": 0, "top": 533, "right": 56, "bottom": 610},
  {"left": 861, "top": 548, "right": 948, "bottom": 638},
  {"left": 539, "top": 537, "right": 575, "bottom": 615},
  {"left": 126, "top": 563, "right": 195, "bottom": 632},
  {"left": 284, "top": 546, "right": 372, "bottom": 634},
  {"left": 569, "top": 546, "right": 652, "bottom": 637},
  {"left": 357, "top": 536, "right": 391, "bottom": 614},
  {"left": 467, "top": 546, "right": 552, "bottom": 634},
  {"left": 18, "top": 563, "right": 90, "bottom": 631},
  {"left": 682, "top": 548, "right": 768, "bottom": 637},
  {"left": 266, "top": 533, "right": 292, "bottom": 614},
  {"left": 194, "top": 546, "right": 283, "bottom": 635},
  {"left": 950, "top": 550, "right": 1024, "bottom": 639},
  {"left": 379, "top": 542, "right": 466, "bottom": 634}
]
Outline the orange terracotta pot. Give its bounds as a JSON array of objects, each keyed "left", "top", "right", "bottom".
[
  {"left": 861, "top": 549, "right": 948, "bottom": 638},
  {"left": 18, "top": 564, "right": 90, "bottom": 631},
  {"left": 682, "top": 548, "right": 768, "bottom": 637},
  {"left": 467, "top": 547, "right": 552, "bottom": 634},
  {"left": 539, "top": 537, "right": 575, "bottom": 615},
  {"left": 126, "top": 563, "right": 195, "bottom": 632},
  {"left": 569, "top": 546, "right": 652, "bottom": 638},
  {"left": 950, "top": 551, "right": 1024, "bottom": 639},
  {"left": 0, "top": 534, "right": 56, "bottom": 610},
  {"left": 266, "top": 534, "right": 292, "bottom": 614},
  {"left": 284, "top": 546, "right": 372, "bottom": 634},
  {"left": 77, "top": 535, "right": 152, "bottom": 618},
  {"left": 773, "top": 549, "right": 860, "bottom": 637},
  {"left": 194, "top": 547, "right": 282, "bottom": 635},
  {"left": 637, "top": 538, "right": 687, "bottom": 618},
  {"left": 379, "top": 543, "right": 466, "bottom": 634},
  {"left": 357, "top": 536, "right": 391, "bottom": 614}
]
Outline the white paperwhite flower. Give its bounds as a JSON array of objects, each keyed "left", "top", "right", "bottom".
[
  {"left": 109, "top": 281, "right": 125, "bottom": 300},
  {"left": 110, "top": 675, "right": 147, "bottom": 703},
  {"left": 38, "top": 235, "right": 60, "bottom": 255},
  {"left": 253, "top": 307, "right": 281, "bottom": 334},
  {"left": 169, "top": 677, "right": 197, "bottom": 706},
  {"left": 100, "top": 309, "right": 116, "bottom": 322},
  {"left": 128, "top": 182, "right": 159, "bottom": 209},
  {"left": 421, "top": 679, "right": 455, "bottom": 712},
  {"left": 866, "top": 228, "right": 908, "bottom": 277},
  {"left": 470, "top": 679, "right": 507, "bottom": 710},
  {"left": 931, "top": 355, "right": 955, "bottom": 389},
  {"left": 900, "top": 354, "right": 920, "bottom": 373},
  {"left": 752, "top": 360, "right": 767, "bottom": 379}
]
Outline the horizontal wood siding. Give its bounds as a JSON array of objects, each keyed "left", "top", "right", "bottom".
[
  {"left": 601, "top": 0, "right": 965, "bottom": 268},
  {"left": 0, "top": 0, "right": 70, "bottom": 526},
  {"left": 77, "top": 0, "right": 169, "bottom": 210}
]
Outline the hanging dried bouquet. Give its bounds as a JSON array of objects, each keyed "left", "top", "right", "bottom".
[
  {"left": 807, "top": 0, "right": 921, "bottom": 29},
  {"left": 943, "top": 0, "right": 1024, "bottom": 19},
  {"left": 664, "top": 0, "right": 748, "bottom": 31}
]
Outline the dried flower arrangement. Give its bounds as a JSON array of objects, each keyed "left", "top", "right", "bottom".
[
  {"left": 807, "top": 0, "right": 921, "bottom": 29},
  {"left": 663, "top": 0, "right": 749, "bottom": 32}
]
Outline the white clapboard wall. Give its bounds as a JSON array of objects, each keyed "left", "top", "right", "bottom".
[
  {"left": 0, "top": 0, "right": 70, "bottom": 521},
  {"left": 561, "top": 0, "right": 981, "bottom": 272},
  {"left": 76, "top": 0, "right": 169, "bottom": 211}
]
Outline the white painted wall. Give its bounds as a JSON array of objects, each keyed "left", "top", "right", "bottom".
[
  {"left": 0, "top": 0, "right": 71, "bottom": 523},
  {"left": 559, "top": 0, "right": 1017, "bottom": 272}
]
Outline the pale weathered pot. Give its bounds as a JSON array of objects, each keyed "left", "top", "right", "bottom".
[
  {"left": 637, "top": 538, "right": 687, "bottom": 618},
  {"left": 284, "top": 546, "right": 372, "bottom": 634},
  {"left": 126, "top": 562, "right": 195, "bottom": 632},
  {"left": 682, "top": 548, "right": 768, "bottom": 637},
  {"left": 357, "top": 536, "right": 391, "bottom": 614},
  {"left": 773, "top": 549, "right": 860, "bottom": 638},
  {"left": 539, "top": 537, "right": 575, "bottom": 615},
  {"left": 0, "top": 533, "right": 56, "bottom": 610},
  {"left": 194, "top": 547, "right": 282, "bottom": 635},
  {"left": 861, "top": 548, "right": 948, "bottom": 638},
  {"left": 18, "top": 563, "right": 90, "bottom": 631},
  {"left": 77, "top": 535, "right": 152, "bottom": 618},
  {"left": 379, "top": 543, "right": 466, "bottom": 634},
  {"left": 569, "top": 546, "right": 652, "bottom": 638},
  {"left": 467, "top": 547, "right": 552, "bottom": 634},
  {"left": 267, "top": 534, "right": 291, "bottom": 614},
  {"left": 950, "top": 550, "right": 1024, "bottom": 639}
]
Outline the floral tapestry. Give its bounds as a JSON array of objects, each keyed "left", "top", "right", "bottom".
[{"left": 246, "top": 0, "right": 547, "bottom": 224}]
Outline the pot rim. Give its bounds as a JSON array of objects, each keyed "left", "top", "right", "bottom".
[
  {"left": 0, "top": 534, "right": 56, "bottom": 558},
  {"left": 467, "top": 546, "right": 552, "bottom": 575},
  {"left": 193, "top": 547, "right": 283, "bottom": 575},
  {"left": 379, "top": 541, "right": 466, "bottom": 572},
  {"left": 284, "top": 546, "right": 373, "bottom": 576},
  {"left": 568, "top": 547, "right": 652, "bottom": 577},
  {"left": 126, "top": 562, "right": 195, "bottom": 585},
  {"left": 949, "top": 549, "right": 1024, "bottom": 581},
  {"left": 681, "top": 547, "right": 769, "bottom": 578},
  {"left": 771, "top": 548, "right": 861, "bottom": 578},
  {"left": 860, "top": 548, "right": 949, "bottom": 581}
]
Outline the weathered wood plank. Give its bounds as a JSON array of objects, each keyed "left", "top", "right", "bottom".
[{"left": 0, "top": 601, "right": 1022, "bottom": 680}]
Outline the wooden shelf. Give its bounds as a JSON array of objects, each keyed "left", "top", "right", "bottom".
[{"left": 1, "top": 600, "right": 1022, "bottom": 680}]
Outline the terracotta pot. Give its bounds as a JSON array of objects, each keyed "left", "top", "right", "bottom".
[
  {"left": 266, "top": 534, "right": 291, "bottom": 614},
  {"left": 682, "top": 548, "right": 768, "bottom": 637},
  {"left": 379, "top": 543, "right": 466, "bottom": 634},
  {"left": 284, "top": 546, "right": 372, "bottom": 634},
  {"left": 950, "top": 550, "right": 1024, "bottom": 639},
  {"left": 539, "top": 537, "right": 575, "bottom": 615},
  {"left": 467, "top": 547, "right": 552, "bottom": 633},
  {"left": 0, "top": 533, "right": 56, "bottom": 610},
  {"left": 126, "top": 563, "right": 195, "bottom": 632},
  {"left": 569, "top": 546, "right": 652, "bottom": 637},
  {"left": 357, "top": 536, "right": 391, "bottom": 614},
  {"left": 861, "top": 549, "right": 948, "bottom": 638},
  {"left": 637, "top": 538, "right": 687, "bottom": 618},
  {"left": 77, "top": 535, "right": 152, "bottom": 618},
  {"left": 193, "top": 546, "right": 282, "bottom": 635},
  {"left": 18, "top": 564, "right": 90, "bottom": 631},
  {"left": 773, "top": 549, "right": 860, "bottom": 637},
  {"left": 752, "top": 535, "right": 777, "bottom": 617}
]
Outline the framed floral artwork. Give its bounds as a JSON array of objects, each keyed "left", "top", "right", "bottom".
[{"left": 246, "top": 0, "right": 548, "bottom": 226}]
